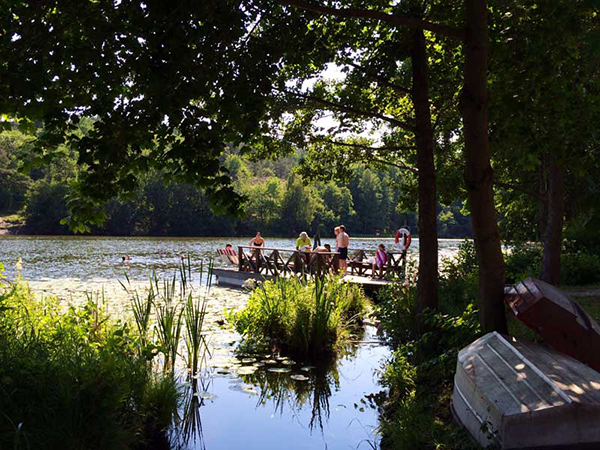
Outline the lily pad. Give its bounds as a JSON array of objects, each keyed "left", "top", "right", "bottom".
[
  {"left": 267, "top": 367, "right": 292, "bottom": 373},
  {"left": 300, "top": 366, "right": 315, "bottom": 372},
  {"left": 237, "top": 366, "right": 258, "bottom": 375},
  {"left": 194, "top": 391, "right": 218, "bottom": 400},
  {"left": 241, "top": 386, "right": 259, "bottom": 395},
  {"left": 290, "top": 374, "right": 310, "bottom": 381}
]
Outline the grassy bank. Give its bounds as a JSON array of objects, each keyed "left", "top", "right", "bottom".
[
  {"left": 0, "top": 275, "right": 179, "bottom": 449},
  {"left": 374, "top": 281, "right": 481, "bottom": 450},
  {"left": 0, "top": 261, "right": 212, "bottom": 449},
  {"left": 231, "top": 276, "right": 369, "bottom": 361},
  {"left": 376, "top": 240, "right": 600, "bottom": 449}
]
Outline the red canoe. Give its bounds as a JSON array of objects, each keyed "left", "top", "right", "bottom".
[{"left": 505, "top": 278, "right": 600, "bottom": 372}]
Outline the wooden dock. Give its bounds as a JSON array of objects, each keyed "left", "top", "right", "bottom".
[
  {"left": 213, "top": 267, "right": 394, "bottom": 291},
  {"left": 214, "top": 245, "right": 406, "bottom": 291}
]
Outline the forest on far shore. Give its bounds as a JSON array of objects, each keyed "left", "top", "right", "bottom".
[{"left": 0, "top": 123, "right": 472, "bottom": 238}]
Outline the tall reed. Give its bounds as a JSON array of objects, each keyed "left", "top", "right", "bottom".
[
  {"left": 121, "top": 259, "right": 214, "bottom": 375},
  {"left": 234, "top": 276, "right": 369, "bottom": 361},
  {"left": 153, "top": 271, "right": 184, "bottom": 374},
  {"left": 120, "top": 274, "right": 154, "bottom": 351}
]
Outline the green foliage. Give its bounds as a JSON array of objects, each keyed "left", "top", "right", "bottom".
[
  {"left": 232, "top": 276, "right": 369, "bottom": 361},
  {"left": 0, "top": 278, "right": 179, "bottom": 449},
  {"left": 561, "top": 251, "right": 600, "bottom": 286},
  {"left": 565, "top": 208, "right": 600, "bottom": 255},
  {"left": 0, "top": 168, "right": 30, "bottom": 213},
  {"left": 504, "top": 243, "right": 543, "bottom": 284},
  {"left": 375, "top": 279, "right": 481, "bottom": 450},
  {"left": 505, "top": 242, "right": 600, "bottom": 286},
  {"left": 24, "top": 179, "right": 70, "bottom": 234},
  {"left": 438, "top": 240, "right": 479, "bottom": 313},
  {"left": 374, "top": 282, "right": 419, "bottom": 348}
]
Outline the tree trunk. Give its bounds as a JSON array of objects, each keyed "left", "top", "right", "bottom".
[
  {"left": 411, "top": 29, "right": 439, "bottom": 311},
  {"left": 539, "top": 154, "right": 548, "bottom": 241},
  {"left": 540, "top": 159, "right": 564, "bottom": 285},
  {"left": 461, "top": 0, "right": 507, "bottom": 333}
]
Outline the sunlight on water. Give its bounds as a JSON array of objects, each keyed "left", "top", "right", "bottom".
[{"left": 0, "top": 235, "right": 463, "bottom": 450}]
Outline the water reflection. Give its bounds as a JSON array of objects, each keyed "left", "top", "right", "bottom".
[
  {"left": 240, "top": 358, "right": 339, "bottom": 431},
  {"left": 174, "top": 378, "right": 209, "bottom": 450},
  {"left": 172, "top": 326, "right": 385, "bottom": 450}
]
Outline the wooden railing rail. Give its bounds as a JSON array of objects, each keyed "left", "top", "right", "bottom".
[
  {"left": 236, "top": 245, "right": 406, "bottom": 279},
  {"left": 238, "top": 246, "right": 340, "bottom": 278}
]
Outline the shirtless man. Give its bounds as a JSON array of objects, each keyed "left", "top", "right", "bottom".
[{"left": 336, "top": 225, "right": 349, "bottom": 275}]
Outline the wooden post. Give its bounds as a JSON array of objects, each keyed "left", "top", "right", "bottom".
[
  {"left": 238, "top": 246, "right": 243, "bottom": 272},
  {"left": 255, "top": 248, "right": 261, "bottom": 273}
]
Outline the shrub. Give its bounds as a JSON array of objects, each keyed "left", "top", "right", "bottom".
[
  {"left": 378, "top": 304, "right": 481, "bottom": 450},
  {"left": 374, "top": 261, "right": 481, "bottom": 450},
  {"left": 232, "top": 276, "right": 369, "bottom": 360},
  {"left": 439, "top": 240, "right": 479, "bottom": 314},
  {"left": 504, "top": 242, "right": 600, "bottom": 286},
  {"left": 0, "top": 277, "right": 180, "bottom": 449},
  {"left": 504, "top": 243, "right": 542, "bottom": 284},
  {"left": 374, "top": 283, "right": 419, "bottom": 347},
  {"left": 560, "top": 251, "right": 600, "bottom": 286}
]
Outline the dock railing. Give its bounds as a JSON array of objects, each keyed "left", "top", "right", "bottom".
[
  {"left": 237, "top": 246, "right": 406, "bottom": 279},
  {"left": 347, "top": 249, "right": 407, "bottom": 278},
  {"left": 238, "top": 246, "right": 340, "bottom": 278}
]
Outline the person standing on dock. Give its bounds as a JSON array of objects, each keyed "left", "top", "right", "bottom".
[
  {"left": 336, "top": 225, "right": 349, "bottom": 275},
  {"left": 249, "top": 232, "right": 265, "bottom": 267},
  {"left": 249, "top": 232, "right": 265, "bottom": 249}
]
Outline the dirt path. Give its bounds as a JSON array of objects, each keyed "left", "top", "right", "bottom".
[
  {"left": 565, "top": 289, "right": 600, "bottom": 298},
  {"left": 0, "top": 215, "right": 25, "bottom": 235}
]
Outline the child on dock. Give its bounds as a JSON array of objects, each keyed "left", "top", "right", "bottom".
[{"left": 371, "top": 243, "right": 387, "bottom": 278}]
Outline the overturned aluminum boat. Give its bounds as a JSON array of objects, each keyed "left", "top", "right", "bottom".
[{"left": 453, "top": 331, "right": 600, "bottom": 449}]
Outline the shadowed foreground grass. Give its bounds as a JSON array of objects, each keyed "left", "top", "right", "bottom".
[{"left": 0, "top": 269, "right": 189, "bottom": 449}]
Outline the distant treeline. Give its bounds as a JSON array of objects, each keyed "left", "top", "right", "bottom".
[{"left": 0, "top": 128, "right": 472, "bottom": 238}]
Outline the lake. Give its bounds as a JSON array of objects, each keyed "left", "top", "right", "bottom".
[{"left": 0, "top": 235, "right": 463, "bottom": 450}]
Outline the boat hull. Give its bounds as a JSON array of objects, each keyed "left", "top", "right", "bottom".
[{"left": 453, "top": 332, "right": 600, "bottom": 449}]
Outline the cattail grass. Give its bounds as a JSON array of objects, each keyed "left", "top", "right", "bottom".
[
  {"left": 184, "top": 292, "right": 209, "bottom": 376},
  {"left": 233, "top": 276, "right": 370, "bottom": 361}
]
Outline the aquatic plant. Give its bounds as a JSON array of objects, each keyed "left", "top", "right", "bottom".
[
  {"left": 0, "top": 275, "right": 179, "bottom": 450},
  {"left": 233, "top": 276, "right": 370, "bottom": 361},
  {"left": 120, "top": 273, "right": 154, "bottom": 351}
]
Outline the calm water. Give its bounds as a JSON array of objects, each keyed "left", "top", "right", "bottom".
[
  {"left": 0, "top": 235, "right": 462, "bottom": 282},
  {"left": 0, "top": 236, "right": 462, "bottom": 450}
]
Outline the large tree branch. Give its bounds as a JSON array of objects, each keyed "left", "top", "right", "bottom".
[
  {"left": 280, "top": 89, "right": 416, "bottom": 132},
  {"left": 495, "top": 180, "right": 544, "bottom": 200},
  {"left": 343, "top": 153, "right": 417, "bottom": 173},
  {"left": 314, "top": 137, "right": 416, "bottom": 153},
  {"left": 346, "top": 62, "right": 412, "bottom": 96},
  {"left": 274, "top": 0, "right": 465, "bottom": 40},
  {"left": 369, "top": 157, "right": 418, "bottom": 173}
]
